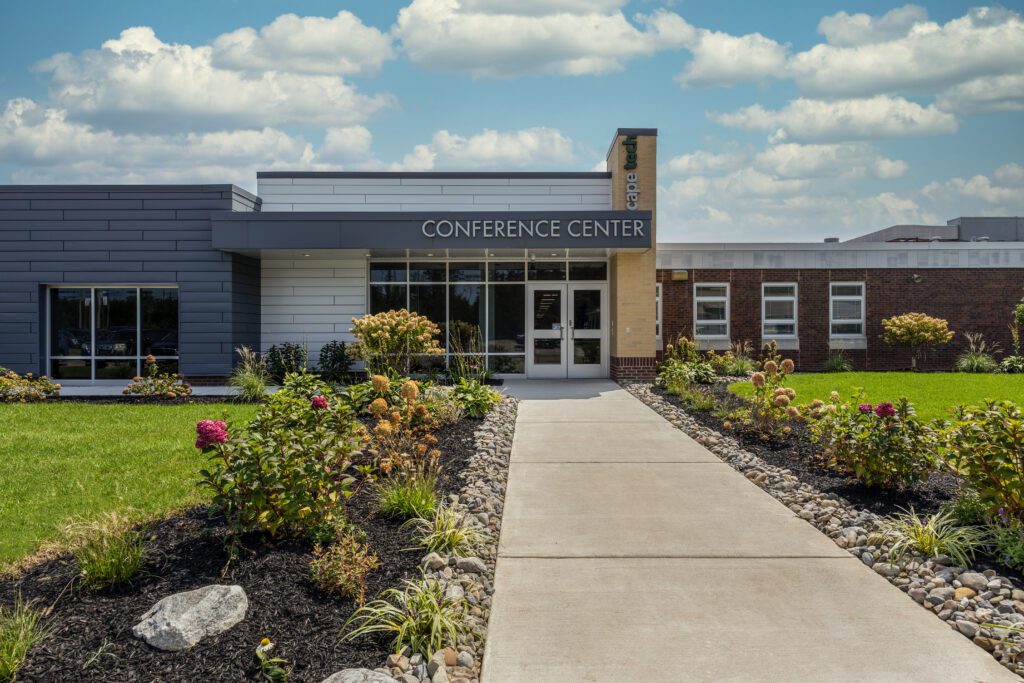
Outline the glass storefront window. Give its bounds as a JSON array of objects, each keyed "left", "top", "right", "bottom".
[
  {"left": 488, "top": 285, "right": 525, "bottom": 353},
  {"left": 528, "top": 261, "right": 567, "bottom": 281},
  {"left": 410, "top": 262, "right": 446, "bottom": 282},
  {"left": 48, "top": 286, "right": 178, "bottom": 381},
  {"left": 370, "top": 262, "right": 407, "bottom": 282},
  {"left": 449, "top": 285, "right": 484, "bottom": 352},
  {"left": 488, "top": 262, "right": 525, "bottom": 282},
  {"left": 409, "top": 285, "right": 446, "bottom": 339},
  {"left": 569, "top": 262, "right": 608, "bottom": 281},
  {"left": 449, "top": 263, "right": 484, "bottom": 282},
  {"left": 370, "top": 285, "right": 407, "bottom": 313}
]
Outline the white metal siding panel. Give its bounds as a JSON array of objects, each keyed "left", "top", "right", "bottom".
[{"left": 260, "top": 255, "right": 367, "bottom": 361}]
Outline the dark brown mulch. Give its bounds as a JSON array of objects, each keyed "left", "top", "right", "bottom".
[
  {"left": 2, "top": 417, "right": 479, "bottom": 683},
  {"left": 658, "top": 382, "right": 960, "bottom": 517}
]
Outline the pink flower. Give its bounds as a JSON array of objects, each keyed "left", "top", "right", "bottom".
[
  {"left": 858, "top": 403, "right": 873, "bottom": 414},
  {"left": 195, "top": 419, "right": 228, "bottom": 449},
  {"left": 310, "top": 396, "right": 329, "bottom": 410},
  {"left": 874, "top": 402, "right": 896, "bottom": 418}
]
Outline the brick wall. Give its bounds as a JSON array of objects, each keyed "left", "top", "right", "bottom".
[{"left": 658, "top": 268, "right": 1024, "bottom": 371}]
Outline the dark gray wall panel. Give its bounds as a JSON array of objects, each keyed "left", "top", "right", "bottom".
[{"left": 0, "top": 185, "right": 261, "bottom": 378}]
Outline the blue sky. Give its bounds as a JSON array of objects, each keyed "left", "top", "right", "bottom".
[{"left": 1, "top": 0, "right": 1022, "bottom": 241}]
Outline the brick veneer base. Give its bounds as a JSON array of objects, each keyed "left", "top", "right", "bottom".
[{"left": 610, "top": 356, "right": 658, "bottom": 381}]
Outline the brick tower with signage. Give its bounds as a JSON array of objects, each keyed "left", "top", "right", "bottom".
[{"left": 606, "top": 128, "right": 658, "bottom": 381}]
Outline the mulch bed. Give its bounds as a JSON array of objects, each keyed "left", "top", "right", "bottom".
[
  {"left": 662, "top": 381, "right": 960, "bottom": 517},
  {"left": 2, "top": 417, "right": 479, "bottom": 683}
]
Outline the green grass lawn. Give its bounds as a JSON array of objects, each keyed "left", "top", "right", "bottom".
[
  {"left": 0, "top": 402, "right": 257, "bottom": 565},
  {"left": 730, "top": 372, "right": 1024, "bottom": 421}
]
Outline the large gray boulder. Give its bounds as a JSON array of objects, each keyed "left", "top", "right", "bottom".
[
  {"left": 321, "top": 670, "right": 397, "bottom": 683},
  {"left": 132, "top": 584, "right": 248, "bottom": 651}
]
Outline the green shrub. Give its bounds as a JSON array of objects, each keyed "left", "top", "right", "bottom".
[
  {"left": 405, "top": 504, "right": 483, "bottom": 556},
  {"left": 881, "top": 506, "right": 990, "bottom": 566},
  {"left": 198, "top": 375, "right": 364, "bottom": 539},
  {"left": 229, "top": 345, "right": 268, "bottom": 403},
  {"left": 1001, "top": 356, "right": 1024, "bottom": 374},
  {"left": 882, "top": 312, "right": 954, "bottom": 370},
  {"left": 807, "top": 395, "right": 938, "bottom": 488},
  {"left": 823, "top": 351, "right": 853, "bottom": 373},
  {"left": 342, "top": 572, "right": 468, "bottom": 658},
  {"left": 673, "top": 386, "right": 717, "bottom": 411},
  {"left": 658, "top": 359, "right": 716, "bottom": 394},
  {"left": 421, "top": 385, "right": 465, "bottom": 426},
  {"left": 319, "top": 340, "right": 354, "bottom": 384},
  {"left": 376, "top": 473, "right": 438, "bottom": 521},
  {"left": 450, "top": 377, "right": 500, "bottom": 418},
  {"left": 0, "top": 369, "right": 60, "bottom": 403},
  {"left": 947, "top": 488, "right": 988, "bottom": 526},
  {"left": 350, "top": 309, "right": 443, "bottom": 376},
  {"left": 122, "top": 356, "right": 192, "bottom": 399},
  {"left": 707, "top": 341, "right": 755, "bottom": 376},
  {"left": 994, "top": 524, "right": 1024, "bottom": 571},
  {"left": 266, "top": 342, "right": 308, "bottom": 382},
  {"left": 64, "top": 513, "right": 146, "bottom": 589},
  {"left": 310, "top": 526, "right": 380, "bottom": 604},
  {"left": 734, "top": 357, "right": 799, "bottom": 439},
  {"left": 945, "top": 401, "right": 1024, "bottom": 524},
  {"left": 955, "top": 332, "right": 1000, "bottom": 373},
  {"left": 0, "top": 596, "right": 51, "bottom": 682}
]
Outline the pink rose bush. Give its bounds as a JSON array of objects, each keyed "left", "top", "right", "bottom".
[{"left": 195, "top": 419, "right": 228, "bottom": 450}]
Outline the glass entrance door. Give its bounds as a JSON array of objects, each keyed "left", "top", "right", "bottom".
[{"left": 526, "top": 283, "right": 608, "bottom": 378}]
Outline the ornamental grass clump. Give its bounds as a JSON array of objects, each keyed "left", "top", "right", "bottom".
[
  {"left": 350, "top": 309, "right": 443, "bottom": 376},
  {"left": 64, "top": 512, "right": 147, "bottom": 589},
  {"left": 122, "top": 356, "right": 192, "bottom": 399},
  {"left": 229, "top": 345, "right": 269, "bottom": 403},
  {"left": 955, "top": 332, "right": 1001, "bottom": 373},
  {"left": 0, "top": 596, "right": 51, "bottom": 682},
  {"left": 197, "top": 373, "right": 366, "bottom": 540},
  {"left": 881, "top": 312, "right": 954, "bottom": 370},
  {"left": 376, "top": 472, "right": 439, "bottom": 521},
  {"left": 807, "top": 393, "right": 938, "bottom": 488},
  {"left": 881, "top": 506, "right": 991, "bottom": 567},
  {"left": 405, "top": 504, "right": 483, "bottom": 556},
  {"left": 342, "top": 572, "right": 468, "bottom": 658}
]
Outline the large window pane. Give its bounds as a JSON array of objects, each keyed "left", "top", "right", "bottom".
[
  {"left": 488, "top": 262, "right": 525, "bottom": 282},
  {"left": 449, "top": 263, "right": 483, "bottom": 282},
  {"left": 832, "top": 300, "right": 862, "bottom": 320},
  {"left": 695, "top": 285, "right": 727, "bottom": 297},
  {"left": 569, "top": 262, "right": 607, "bottom": 281},
  {"left": 409, "top": 262, "right": 446, "bottom": 282},
  {"left": 528, "top": 262, "right": 566, "bottom": 281},
  {"left": 574, "top": 339, "right": 601, "bottom": 364},
  {"left": 96, "top": 359, "right": 137, "bottom": 380},
  {"left": 763, "top": 285, "right": 795, "bottom": 297},
  {"left": 488, "top": 285, "right": 525, "bottom": 352},
  {"left": 449, "top": 285, "right": 485, "bottom": 352},
  {"left": 409, "top": 285, "right": 446, "bottom": 337},
  {"left": 831, "top": 284, "right": 863, "bottom": 297},
  {"left": 696, "top": 322, "right": 728, "bottom": 337},
  {"left": 573, "top": 290, "right": 601, "bottom": 330},
  {"left": 50, "top": 288, "right": 91, "bottom": 356},
  {"left": 141, "top": 288, "right": 178, "bottom": 356},
  {"left": 764, "top": 323, "right": 796, "bottom": 336},
  {"left": 51, "top": 359, "right": 91, "bottom": 380},
  {"left": 370, "top": 285, "right": 407, "bottom": 313},
  {"left": 832, "top": 322, "right": 863, "bottom": 335},
  {"left": 532, "top": 289, "right": 562, "bottom": 330},
  {"left": 95, "top": 288, "right": 137, "bottom": 357},
  {"left": 370, "top": 262, "right": 407, "bottom": 283},
  {"left": 764, "top": 300, "right": 794, "bottom": 320},
  {"left": 696, "top": 301, "right": 727, "bottom": 321},
  {"left": 488, "top": 355, "right": 524, "bottom": 374}
]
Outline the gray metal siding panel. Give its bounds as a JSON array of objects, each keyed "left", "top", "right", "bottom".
[{"left": 0, "top": 186, "right": 258, "bottom": 377}]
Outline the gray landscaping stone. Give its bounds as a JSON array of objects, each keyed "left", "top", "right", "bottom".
[
  {"left": 957, "top": 620, "right": 979, "bottom": 638},
  {"left": 960, "top": 572, "right": 989, "bottom": 593},
  {"left": 422, "top": 552, "right": 447, "bottom": 570},
  {"left": 321, "top": 670, "right": 397, "bottom": 683},
  {"left": 455, "top": 556, "right": 486, "bottom": 574},
  {"left": 132, "top": 584, "right": 247, "bottom": 651}
]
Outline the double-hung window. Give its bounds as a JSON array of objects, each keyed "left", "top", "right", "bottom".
[
  {"left": 694, "top": 284, "right": 729, "bottom": 339},
  {"left": 762, "top": 283, "right": 797, "bottom": 338},
  {"left": 830, "top": 282, "right": 865, "bottom": 337}
]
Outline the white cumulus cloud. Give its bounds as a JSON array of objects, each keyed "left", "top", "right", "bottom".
[
  {"left": 676, "top": 29, "right": 788, "bottom": 88},
  {"left": 755, "top": 143, "right": 907, "bottom": 179},
  {"left": 392, "top": 127, "right": 578, "bottom": 170},
  {"left": 816, "top": 5, "right": 928, "bottom": 46}
]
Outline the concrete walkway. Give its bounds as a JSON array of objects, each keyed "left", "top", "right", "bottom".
[{"left": 483, "top": 380, "right": 1016, "bottom": 682}]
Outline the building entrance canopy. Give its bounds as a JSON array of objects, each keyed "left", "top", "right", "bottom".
[{"left": 211, "top": 210, "right": 652, "bottom": 254}]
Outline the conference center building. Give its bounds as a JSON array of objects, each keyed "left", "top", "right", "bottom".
[{"left": 1, "top": 128, "right": 1023, "bottom": 384}]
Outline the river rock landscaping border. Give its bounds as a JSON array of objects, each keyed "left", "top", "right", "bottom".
[{"left": 623, "top": 381, "right": 1024, "bottom": 678}]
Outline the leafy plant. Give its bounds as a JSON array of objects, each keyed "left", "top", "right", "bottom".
[
  {"left": 735, "top": 358, "right": 799, "bottom": 439},
  {"left": 365, "top": 380, "right": 441, "bottom": 474},
  {"left": 881, "top": 506, "right": 990, "bottom": 566},
  {"left": 1001, "top": 356, "right": 1024, "bottom": 374},
  {"left": 947, "top": 488, "right": 988, "bottom": 527},
  {"left": 0, "top": 369, "right": 60, "bottom": 403},
  {"left": 254, "top": 637, "right": 290, "bottom": 681},
  {"left": 376, "top": 473, "right": 438, "bottom": 521},
  {"left": 706, "top": 341, "right": 755, "bottom": 376},
  {"left": 945, "top": 401, "right": 1024, "bottom": 525},
  {"left": 807, "top": 394, "right": 938, "bottom": 488},
  {"left": 421, "top": 385, "right": 465, "bottom": 426},
  {"left": 450, "top": 377, "right": 500, "bottom": 418},
  {"left": 122, "top": 356, "right": 192, "bottom": 399},
  {"left": 350, "top": 309, "right": 443, "bottom": 376},
  {"left": 994, "top": 525, "right": 1024, "bottom": 571},
  {"left": 661, "top": 334, "right": 701, "bottom": 365},
  {"left": 0, "top": 596, "right": 51, "bottom": 682},
  {"left": 266, "top": 342, "right": 308, "bottom": 383},
  {"left": 405, "top": 504, "right": 483, "bottom": 556},
  {"left": 823, "top": 350, "right": 853, "bottom": 373},
  {"left": 198, "top": 376, "right": 366, "bottom": 539},
  {"left": 955, "top": 332, "right": 1000, "bottom": 373},
  {"left": 64, "top": 512, "right": 146, "bottom": 589},
  {"left": 672, "top": 386, "right": 717, "bottom": 411},
  {"left": 657, "top": 359, "right": 716, "bottom": 394},
  {"left": 319, "top": 340, "right": 354, "bottom": 385},
  {"left": 342, "top": 572, "right": 468, "bottom": 658},
  {"left": 230, "top": 345, "right": 268, "bottom": 403},
  {"left": 882, "top": 312, "right": 954, "bottom": 370},
  {"left": 310, "top": 527, "right": 380, "bottom": 604},
  {"left": 448, "top": 324, "right": 489, "bottom": 382}
]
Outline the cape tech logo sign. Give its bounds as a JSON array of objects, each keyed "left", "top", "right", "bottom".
[{"left": 622, "top": 135, "right": 640, "bottom": 211}]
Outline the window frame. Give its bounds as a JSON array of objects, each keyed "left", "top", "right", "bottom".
[
  {"left": 693, "top": 282, "right": 730, "bottom": 340},
  {"left": 655, "top": 282, "right": 663, "bottom": 345},
  {"left": 46, "top": 284, "right": 179, "bottom": 382},
  {"left": 829, "top": 281, "right": 866, "bottom": 339},
  {"left": 761, "top": 282, "right": 798, "bottom": 340}
]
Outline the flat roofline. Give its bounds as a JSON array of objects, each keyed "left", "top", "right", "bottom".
[
  {"left": 656, "top": 241, "right": 1024, "bottom": 251},
  {"left": 0, "top": 183, "right": 260, "bottom": 203},
  {"left": 257, "top": 171, "right": 612, "bottom": 179}
]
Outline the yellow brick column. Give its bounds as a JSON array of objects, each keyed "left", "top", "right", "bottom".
[{"left": 606, "top": 128, "right": 658, "bottom": 381}]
